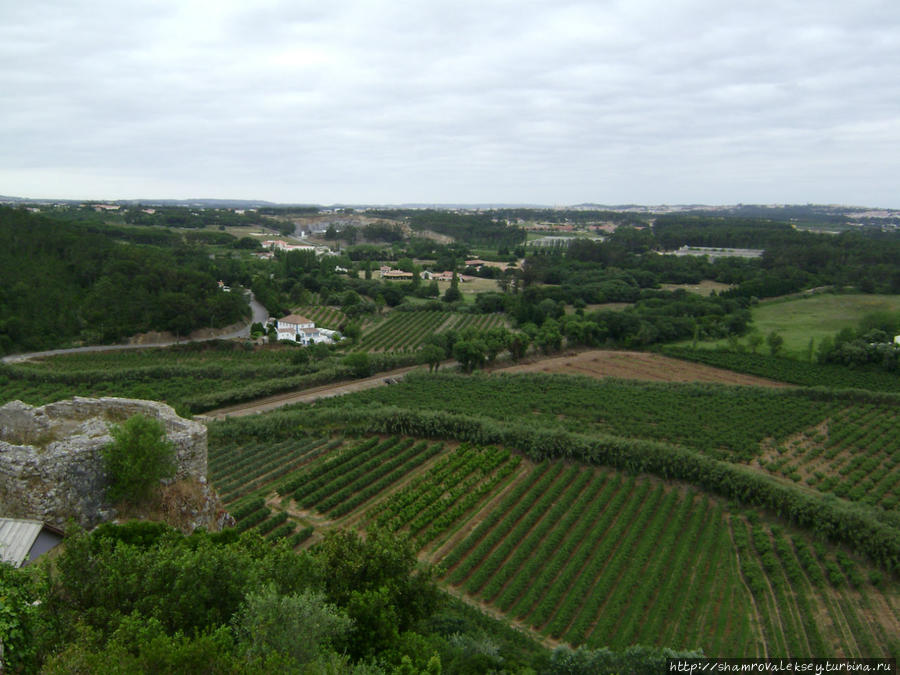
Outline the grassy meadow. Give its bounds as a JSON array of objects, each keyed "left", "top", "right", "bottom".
[{"left": 686, "top": 293, "right": 900, "bottom": 357}]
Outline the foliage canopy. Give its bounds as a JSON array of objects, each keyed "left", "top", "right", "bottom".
[{"left": 102, "top": 414, "right": 176, "bottom": 504}]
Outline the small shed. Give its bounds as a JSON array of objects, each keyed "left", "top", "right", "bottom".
[{"left": 0, "top": 518, "right": 64, "bottom": 568}]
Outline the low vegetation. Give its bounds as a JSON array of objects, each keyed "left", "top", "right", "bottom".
[
  {"left": 102, "top": 414, "right": 175, "bottom": 504},
  {"left": 3, "top": 203, "right": 900, "bottom": 668}
]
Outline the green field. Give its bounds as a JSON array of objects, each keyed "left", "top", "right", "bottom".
[
  {"left": 357, "top": 311, "right": 507, "bottom": 351},
  {"left": 204, "top": 368, "right": 900, "bottom": 657},
  {"left": 310, "top": 371, "right": 841, "bottom": 460},
  {"left": 693, "top": 293, "right": 900, "bottom": 356},
  {"left": 0, "top": 341, "right": 418, "bottom": 415},
  {"left": 662, "top": 347, "right": 900, "bottom": 392},
  {"left": 210, "top": 428, "right": 900, "bottom": 657}
]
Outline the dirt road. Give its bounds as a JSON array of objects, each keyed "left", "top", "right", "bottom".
[
  {"left": 198, "top": 349, "right": 788, "bottom": 421},
  {"left": 195, "top": 364, "right": 426, "bottom": 421}
]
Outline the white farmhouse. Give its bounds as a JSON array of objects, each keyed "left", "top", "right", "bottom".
[{"left": 275, "top": 314, "right": 337, "bottom": 345}]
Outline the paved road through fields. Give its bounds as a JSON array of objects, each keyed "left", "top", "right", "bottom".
[{"left": 1, "top": 293, "right": 268, "bottom": 364}]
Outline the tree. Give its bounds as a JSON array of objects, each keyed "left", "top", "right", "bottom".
[
  {"left": 746, "top": 331, "right": 763, "bottom": 354},
  {"left": 0, "top": 563, "right": 41, "bottom": 672},
  {"left": 419, "top": 344, "right": 445, "bottom": 372},
  {"left": 453, "top": 339, "right": 487, "bottom": 373},
  {"left": 234, "top": 585, "right": 351, "bottom": 666},
  {"left": 766, "top": 330, "right": 784, "bottom": 356},
  {"left": 342, "top": 322, "right": 362, "bottom": 343},
  {"left": 444, "top": 272, "right": 462, "bottom": 302},
  {"left": 314, "top": 528, "right": 440, "bottom": 658},
  {"left": 342, "top": 352, "right": 372, "bottom": 378},
  {"left": 102, "top": 415, "right": 176, "bottom": 505},
  {"left": 443, "top": 273, "right": 462, "bottom": 303},
  {"left": 536, "top": 319, "right": 563, "bottom": 354},
  {"left": 508, "top": 332, "right": 530, "bottom": 362},
  {"left": 483, "top": 327, "right": 511, "bottom": 363}
]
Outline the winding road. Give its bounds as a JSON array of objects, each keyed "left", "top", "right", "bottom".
[{"left": 1, "top": 293, "right": 269, "bottom": 364}]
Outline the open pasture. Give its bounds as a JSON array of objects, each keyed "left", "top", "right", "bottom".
[{"left": 692, "top": 293, "right": 900, "bottom": 356}]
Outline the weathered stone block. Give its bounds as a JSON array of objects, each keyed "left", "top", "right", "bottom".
[{"left": 0, "top": 398, "right": 208, "bottom": 529}]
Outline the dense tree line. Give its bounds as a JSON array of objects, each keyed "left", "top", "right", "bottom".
[
  {"left": 817, "top": 311, "right": 900, "bottom": 372},
  {"left": 653, "top": 216, "right": 900, "bottom": 294},
  {"left": 366, "top": 209, "right": 526, "bottom": 248},
  {"left": 123, "top": 206, "right": 260, "bottom": 229},
  {"left": 0, "top": 208, "right": 250, "bottom": 354}
]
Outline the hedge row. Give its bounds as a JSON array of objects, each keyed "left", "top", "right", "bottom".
[
  {"left": 213, "top": 403, "right": 900, "bottom": 572},
  {"left": 185, "top": 351, "right": 423, "bottom": 412}
]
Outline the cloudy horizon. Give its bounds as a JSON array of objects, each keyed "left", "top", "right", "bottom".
[{"left": 2, "top": 1, "right": 899, "bottom": 208}]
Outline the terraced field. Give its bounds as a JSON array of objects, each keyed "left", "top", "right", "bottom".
[{"left": 209, "top": 432, "right": 900, "bottom": 657}]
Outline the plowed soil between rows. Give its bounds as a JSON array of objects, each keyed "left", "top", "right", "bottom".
[{"left": 498, "top": 350, "right": 790, "bottom": 388}]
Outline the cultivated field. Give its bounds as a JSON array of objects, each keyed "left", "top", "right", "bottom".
[
  {"left": 210, "top": 432, "right": 900, "bottom": 657},
  {"left": 357, "top": 311, "right": 508, "bottom": 352},
  {"left": 499, "top": 350, "right": 790, "bottom": 387}
]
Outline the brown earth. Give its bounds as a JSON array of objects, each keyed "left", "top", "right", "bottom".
[
  {"left": 200, "top": 350, "right": 789, "bottom": 421},
  {"left": 496, "top": 350, "right": 792, "bottom": 387}
]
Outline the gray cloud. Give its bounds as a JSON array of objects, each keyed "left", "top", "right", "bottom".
[{"left": 1, "top": 0, "right": 899, "bottom": 205}]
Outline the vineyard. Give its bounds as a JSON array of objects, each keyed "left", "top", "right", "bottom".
[
  {"left": 757, "top": 404, "right": 900, "bottom": 511},
  {"left": 0, "top": 341, "right": 420, "bottom": 415},
  {"left": 294, "top": 305, "right": 347, "bottom": 329},
  {"left": 0, "top": 343, "right": 301, "bottom": 414},
  {"left": 662, "top": 347, "right": 900, "bottom": 393},
  {"left": 356, "top": 310, "right": 508, "bottom": 352},
  {"left": 206, "top": 428, "right": 900, "bottom": 657},
  {"left": 310, "top": 371, "right": 845, "bottom": 460}
]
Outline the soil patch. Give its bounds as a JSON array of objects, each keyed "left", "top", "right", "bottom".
[{"left": 497, "top": 350, "right": 791, "bottom": 387}]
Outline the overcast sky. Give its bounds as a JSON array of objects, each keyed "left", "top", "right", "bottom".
[{"left": 2, "top": 0, "right": 899, "bottom": 207}]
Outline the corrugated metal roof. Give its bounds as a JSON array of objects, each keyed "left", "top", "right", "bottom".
[{"left": 0, "top": 518, "right": 43, "bottom": 567}]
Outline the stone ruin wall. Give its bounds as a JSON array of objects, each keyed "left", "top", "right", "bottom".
[{"left": 0, "top": 397, "right": 209, "bottom": 529}]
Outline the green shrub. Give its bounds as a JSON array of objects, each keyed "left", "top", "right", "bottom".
[{"left": 102, "top": 415, "right": 176, "bottom": 504}]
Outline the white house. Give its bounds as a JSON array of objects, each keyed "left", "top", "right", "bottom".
[
  {"left": 275, "top": 314, "right": 336, "bottom": 345},
  {"left": 276, "top": 314, "right": 315, "bottom": 341}
]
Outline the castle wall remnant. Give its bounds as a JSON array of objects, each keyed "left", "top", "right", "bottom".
[{"left": 0, "top": 397, "right": 208, "bottom": 529}]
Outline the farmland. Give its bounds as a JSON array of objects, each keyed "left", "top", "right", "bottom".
[
  {"left": 208, "top": 425, "right": 900, "bottom": 657},
  {"left": 356, "top": 310, "right": 508, "bottom": 352},
  {"left": 754, "top": 405, "right": 900, "bottom": 511},
  {"left": 308, "top": 371, "right": 842, "bottom": 460},
  {"left": 686, "top": 293, "right": 900, "bottom": 357},
  {"left": 6, "top": 203, "right": 900, "bottom": 668},
  {"left": 500, "top": 349, "right": 790, "bottom": 387},
  {"left": 204, "top": 362, "right": 900, "bottom": 658},
  {"left": 0, "top": 340, "right": 420, "bottom": 415},
  {"left": 662, "top": 347, "right": 900, "bottom": 393}
]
